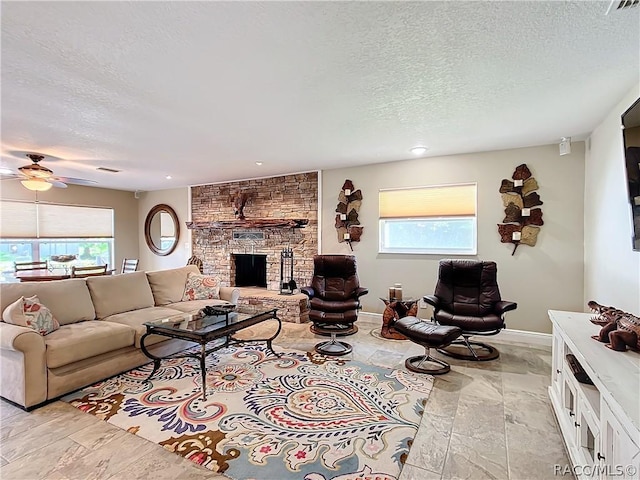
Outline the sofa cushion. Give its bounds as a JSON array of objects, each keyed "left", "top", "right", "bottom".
[
  {"left": 102, "top": 306, "right": 186, "bottom": 348},
  {"left": 3, "top": 296, "right": 60, "bottom": 335},
  {"left": 86, "top": 271, "right": 155, "bottom": 320},
  {"left": 182, "top": 273, "right": 220, "bottom": 301},
  {"left": 0, "top": 279, "right": 96, "bottom": 325},
  {"left": 167, "top": 299, "right": 230, "bottom": 313},
  {"left": 146, "top": 265, "right": 201, "bottom": 306},
  {"left": 44, "top": 321, "right": 135, "bottom": 369}
]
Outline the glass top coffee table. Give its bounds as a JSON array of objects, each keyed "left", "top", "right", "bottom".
[{"left": 141, "top": 305, "right": 281, "bottom": 400}]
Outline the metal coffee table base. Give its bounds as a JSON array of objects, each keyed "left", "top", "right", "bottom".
[{"left": 140, "top": 310, "right": 281, "bottom": 401}]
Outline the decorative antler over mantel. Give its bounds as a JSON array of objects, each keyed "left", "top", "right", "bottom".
[{"left": 231, "top": 192, "right": 252, "bottom": 220}]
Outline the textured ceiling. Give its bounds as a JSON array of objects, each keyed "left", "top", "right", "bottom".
[{"left": 1, "top": 1, "right": 639, "bottom": 192}]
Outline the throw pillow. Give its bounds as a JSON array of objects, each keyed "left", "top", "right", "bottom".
[
  {"left": 182, "top": 272, "right": 221, "bottom": 301},
  {"left": 2, "top": 295, "right": 60, "bottom": 335}
]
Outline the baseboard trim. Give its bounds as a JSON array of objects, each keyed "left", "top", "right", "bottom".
[
  {"left": 359, "top": 311, "right": 552, "bottom": 347},
  {"left": 498, "top": 328, "right": 552, "bottom": 347}
]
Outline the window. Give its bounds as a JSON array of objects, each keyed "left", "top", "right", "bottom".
[
  {"left": 379, "top": 183, "right": 477, "bottom": 255},
  {"left": 0, "top": 201, "right": 114, "bottom": 277}
]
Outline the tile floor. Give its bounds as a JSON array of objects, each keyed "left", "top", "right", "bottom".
[{"left": 0, "top": 316, "right": 572, "bottom": 480}]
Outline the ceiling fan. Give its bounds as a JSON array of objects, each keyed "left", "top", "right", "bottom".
[{"left": 1, "top": 153, "right": 97, "bottom": 191}]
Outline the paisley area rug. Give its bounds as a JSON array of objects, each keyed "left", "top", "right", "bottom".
[{"left": 62, "top": 345, "right": 433, "bottom": 480}]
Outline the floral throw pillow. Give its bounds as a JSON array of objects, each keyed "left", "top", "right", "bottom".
[
  {"left": 182, "top": 272, "right": 221, "bottom": 301},
  {"left": 2, "top": 295, "right": 60, "bottom": 335}
]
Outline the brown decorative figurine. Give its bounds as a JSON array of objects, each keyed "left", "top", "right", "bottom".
[
  {"left": 588, "top": 300, "right": 640, "bottom": 352},
  {"left": 380, "top": 299, "right": 418, "bottom": 340}
]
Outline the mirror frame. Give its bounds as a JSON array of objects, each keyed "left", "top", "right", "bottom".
[{"left": 144, "top": 204, "right": 180, "bottom": 256}]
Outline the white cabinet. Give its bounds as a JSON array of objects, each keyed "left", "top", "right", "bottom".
[
  {"left": 562, "top": 370, "right": 579, "bottom": 443},
  {"left": 549, "top": 310, "right": 640, "bottom": 480},
  {"left": 600, "top": 402, "right": 640, "bottom": 480},
  {"left": 576, "top": 393, "right": 600, "bottom": 468},
  {"left": 552, "top": 332, "right": 565, "bottom": 399}
]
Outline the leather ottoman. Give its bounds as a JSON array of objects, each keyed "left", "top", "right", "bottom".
[{"left": 392, "top": 316, "right": 462, "bottom": 374}]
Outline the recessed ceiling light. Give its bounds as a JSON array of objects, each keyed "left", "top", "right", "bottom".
[
  {"left": 166, "top": 175, "right": 172, "bottom": 180},
  {"left": 410, "top": 146, "right": 428, "bottom": 155},
  {"left": 255, "top": 162, "right": 263, "bottom": 166}
]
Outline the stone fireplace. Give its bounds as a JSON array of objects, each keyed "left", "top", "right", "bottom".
[{"left": 189, "top": 172, "right": 318, "bottom": 291}]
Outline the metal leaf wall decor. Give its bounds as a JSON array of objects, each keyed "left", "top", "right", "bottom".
[
  {"left": 497, "top": 163, "right": 544, "bottom": 255},
  {"left": 335, "top": 179, "right": 363, "bottom": 250}
]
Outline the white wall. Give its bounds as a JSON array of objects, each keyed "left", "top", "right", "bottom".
[
  {"left": 585, "top": 84, "right": 640, "bottom": 314},
  {"left": 137, "top": 187, "right": 191, "bottom": 272},
  {"left": 322, "top": 143, "right": 586, "bottom": 334}
]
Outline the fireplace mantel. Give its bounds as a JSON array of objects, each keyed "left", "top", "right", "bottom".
[{"left": 186, "top": 219, "right": 308, "bottom": 229}]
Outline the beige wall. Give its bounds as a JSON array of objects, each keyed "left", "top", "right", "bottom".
[
  {"left": 137, "top": 188, "right": 190, "bottom": 272},
  {"left": 585, "top": 85, "right": 640, "bottom": 314},
  {"left": 321, "top": 143, "right": 586, "bottom": 334},
  {"left": 0, "top": 181, "right": 138, "bottom": 271}
]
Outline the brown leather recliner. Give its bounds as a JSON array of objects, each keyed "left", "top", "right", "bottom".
[
  {"left": 301, "top": 255, "right": 368, "bottom": 356},
  {"left": 424, "top": 259, "right": 517, "bottom": 361}
]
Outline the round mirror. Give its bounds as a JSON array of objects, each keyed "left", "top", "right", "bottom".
[{"left": 144, "top": 204, "right": 180, "bottom": 256}]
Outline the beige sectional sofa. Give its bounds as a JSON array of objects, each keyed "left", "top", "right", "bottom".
[{"left": 0, "top": 265, "right": 239, "bottom": 410}]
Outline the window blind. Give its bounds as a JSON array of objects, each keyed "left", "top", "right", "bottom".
[
  {"left": 38, "top": 204, "right": 113, "bottom": 238},
  {"left": 0, "top": 201, "right": 113, "bottom": 238},
  {"left": 379, "top": 184, "right": 476, "bottom": 219},
  {"left": 0, "top": 201, "right": 38, "bottom": 237}
]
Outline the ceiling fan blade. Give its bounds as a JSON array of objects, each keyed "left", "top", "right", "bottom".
[
  {"left": 47, "top": 179, "right": 68, "bottom": 188},
  {"left": 53, "top": 176, "right": 97, "bottom": 186},
  {"left": 0, "top": 173, "right": 21, "bottom": 180}
]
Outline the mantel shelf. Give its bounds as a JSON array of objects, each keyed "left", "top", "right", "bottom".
[{"left": 186, "top": 219, "right": 309, "bottom": 230}]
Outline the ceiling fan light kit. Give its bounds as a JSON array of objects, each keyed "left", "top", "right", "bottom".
[{"left": 21, "top": 178, "right": 53, "bottom": 191}]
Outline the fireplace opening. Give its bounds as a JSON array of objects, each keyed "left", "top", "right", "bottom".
[{"left": 234, "top": 254, "right": 267, "bottom": 287}]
